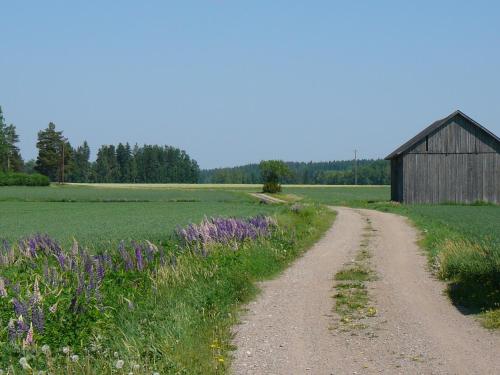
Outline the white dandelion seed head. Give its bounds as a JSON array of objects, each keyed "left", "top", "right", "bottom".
[
  {"left": 70, "top": 354, "right": 79, "bottom": 362},
  {"left": 41, "top": 344, "right": 50, "bottom": 354},
  {"left": 115, "top": 360, "right": 124, "bottom": 369},
  {"left": 113, "top": 351, "right": 119, "bottom": 358}
]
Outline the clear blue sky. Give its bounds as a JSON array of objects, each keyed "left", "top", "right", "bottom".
[{"left": 1, "top": 1, "right": 499, "bottom": 169}]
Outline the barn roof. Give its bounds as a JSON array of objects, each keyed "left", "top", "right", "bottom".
[{"left": 385, "top": 110, "right": 500, "bottom": 160}]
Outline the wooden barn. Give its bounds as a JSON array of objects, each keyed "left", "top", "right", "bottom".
[{"left": 385, "top": 110, "right": 500, "bottom": 204}]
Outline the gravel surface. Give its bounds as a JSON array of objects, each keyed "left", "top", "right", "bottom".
[{"left": 231, "top": 207, "right": 500, "bottom": 375}]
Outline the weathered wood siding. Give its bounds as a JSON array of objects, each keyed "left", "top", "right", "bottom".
[
  {"left": 392, "top": 115, "right": 500, "bottom": 204},
  {"left": 407, "top": 117, "right": 500, "bottom": 154},
  {"left": 401, "top": 153, "right": 500, "bottom": 204}
]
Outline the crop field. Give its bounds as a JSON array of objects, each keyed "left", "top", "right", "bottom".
[
  {"left": 284, "top": 185, "right": 390, "bottom": 206},
  {"left": 0, "top": 185, "right": 274, "bottom": 247}
]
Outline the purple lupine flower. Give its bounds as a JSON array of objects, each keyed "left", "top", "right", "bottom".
[
  {"left": 16, "top": 315, "right": 28, "bottom": 333},
  {"left": 31, "top": 305, "right": 45, "bottom": 332},
  {"left": 134, "top": 243, "right": 144, "bottom": 271},
  {"left": 12, "top": 298, "right": 29, "bottom": 318},
  {"left": 177, "top": 215, "right": 276, "bottom": 253},
  {"left": 23, "top": 323, "right": 34, "bottom": 347},
  {"left": 118, "top": 241, "right": 133, "bottom": 271},
  {"left": 76, "top": 272, "right": 85, "bottom": 296},
  {"left": 159, "top": 246, "right": 166, "bottom": 266},
  {"left": 88, "top": 266, "right": 96, "bottom": 292},
  {"left": 96, "top": 256, "right": 105, "bottom": 283}
]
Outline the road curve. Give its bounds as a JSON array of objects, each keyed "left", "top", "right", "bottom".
[{"left": 231, "top": 207, "right": 500, "bottom": 375}]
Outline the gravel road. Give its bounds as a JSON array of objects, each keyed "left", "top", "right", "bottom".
[{"left": 231, "top": 207, "right": 500, "bottom": 375}]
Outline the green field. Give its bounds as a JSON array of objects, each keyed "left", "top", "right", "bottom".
[
  {"left": 0, "top": 185, "right": 273, "bottom": 247},
  {"left": 284, "top": 185, "right": 390, "bottom": 206}
]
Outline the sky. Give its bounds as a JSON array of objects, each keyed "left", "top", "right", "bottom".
[{"left": 1, "top": 1, "right": 500, "bottom": 169}]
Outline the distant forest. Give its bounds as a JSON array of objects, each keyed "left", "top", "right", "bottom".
[
  {"left": 200, "top": 159, "right": 390, "bottom": 185},
  {"left": 0, "top": 107, "right": 199, "bottom": 183},
  {"left": 2, "top": 105, "right": 389, "bottom": 185}
]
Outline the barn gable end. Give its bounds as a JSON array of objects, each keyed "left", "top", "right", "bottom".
[{"left": 386, "top": 111, "right": 500, "bottom": 204}]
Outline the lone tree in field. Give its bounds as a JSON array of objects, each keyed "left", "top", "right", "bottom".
[{"left": 259, "top": 160, "right": 291, "bottom": 193}]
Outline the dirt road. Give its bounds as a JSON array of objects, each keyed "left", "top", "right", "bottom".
[{"left": 231, "top": 207, "right": 500, "bottom": 374}]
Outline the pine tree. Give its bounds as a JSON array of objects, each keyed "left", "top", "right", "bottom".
[
  {"left": 116, "top": 142, "right": 131, "bottom": 182},
  {"left": 71, "top": 141, "right": 91, "bottom": 182},
  {"left": 0, "top": 107, "right": 23, "bottom": 172},
  {"left": 35, "top": 123, "right": 71, "bottom": 182}
]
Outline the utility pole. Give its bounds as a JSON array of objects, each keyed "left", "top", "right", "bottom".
[{"left": 354, "top": 149, "right": 358, "bottom": 185}]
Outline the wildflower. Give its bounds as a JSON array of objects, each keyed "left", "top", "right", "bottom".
[
  {"left": 19, "top": 357, "right": 31, "bottom": 370},
  {"left": 23, "top": 323, "right": 34, "bottom": 347},
  {"left": 12, "top": 298, "right": 28, "bottom": 318},
  {"left": 115, "top": 360, "right": 124, "bottom": 369},
  {"left": 71, "top": 354, "right": 79, "bottom": 362},
  {"left": 32, "top": 277, "right": 42, "bottom": 304},
  {"left": 134, "top": 243, "right": 144, "bottom": 271},
  {"left": 7, "top": 319, "right": 16, "bottom": 341},
  {"left": 62, "top": 346, "right": 70, "bottom": 354},
  {"left": 31, "top": 305, "right": 45, "bottom": 332},
  {"left": 49, "top": 302, "right": 58, "bottom": 314},
  {"left": 41, "top": 344, "right": 50, "bottom": 354},
  {"left": 0, "top": 277, "right": 7, "bottom": 297},
  {"left": 218, "top": 357, "right": 224, "bottom": 363}
]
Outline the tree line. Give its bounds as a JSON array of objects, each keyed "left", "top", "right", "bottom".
[
  {"left": 2, "top": 105, "right": 389, "bottom": 186},
  {"left": 200, "top": 159, "right": 390, "bottom": 185},
  {"left": 0, "top": 106, "right": 200, "bottom": 183}
]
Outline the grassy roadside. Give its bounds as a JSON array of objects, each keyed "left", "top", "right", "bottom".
[{"left": 0, "top": 204, "right": 335, "bottom": 374}]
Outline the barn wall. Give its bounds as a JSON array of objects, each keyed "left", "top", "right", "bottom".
[
  {"left": 401, "top": 153, "right": 500, "bottom": 204},
  {"left": 407, "top": 117, "right": 500, "bottom": 155}
]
